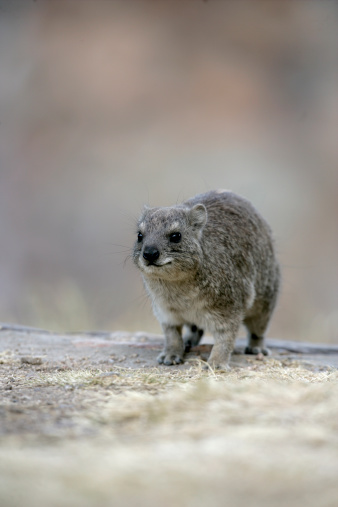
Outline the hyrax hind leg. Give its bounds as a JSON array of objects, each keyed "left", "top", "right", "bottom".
[
  {"left": 245, "top": 332, "right": 269, "bottom": 356},
  {"left": 243, "top": 307, "right": 272, "bottom": 356},
  {"left": 244, "top": 275, "right": 280, "bottom": 356},
  {"left": 244, "top": 268, "right": 280, "bottom": 355},
  {"left": 183, "top": 324, "right": 204, "bottom": 352}
]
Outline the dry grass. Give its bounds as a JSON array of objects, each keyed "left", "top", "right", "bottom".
[
  {"left": 0, "top": 350, "right": 20, "bottom": 366},
  {"left": 1, "top": 360, "right": 338, "bottom": 507}
]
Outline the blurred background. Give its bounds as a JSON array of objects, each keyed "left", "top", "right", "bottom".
[{"left": 0, "top": 0, "right": 337, "bottom": 343}]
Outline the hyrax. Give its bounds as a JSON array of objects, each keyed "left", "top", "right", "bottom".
[{"left": 133, "top": 190, "right": 280, "bottom": 369}]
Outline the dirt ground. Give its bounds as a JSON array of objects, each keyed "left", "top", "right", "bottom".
[{"left": 1, "top": 324, "right": 338, "bottom": 507}]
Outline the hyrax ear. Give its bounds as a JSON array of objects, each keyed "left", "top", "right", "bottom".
[
  {"left": 188, "top": 204, "right": 207, "bottom": 231},
  {"left": 141, "top": 204, "right": 151, "bottom": 217}
]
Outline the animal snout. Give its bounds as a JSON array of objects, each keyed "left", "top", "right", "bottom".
[{"left": 143, "top": 246, "right": 160, "bottom": 264}]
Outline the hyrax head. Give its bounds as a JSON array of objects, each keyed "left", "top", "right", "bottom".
[{"left": 133, "top": 203, "right": 207, "bottom": 280}]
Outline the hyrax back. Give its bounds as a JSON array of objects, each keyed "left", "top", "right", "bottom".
[{"left": 133, "top": 190, "right": 280, "bottom": 369}]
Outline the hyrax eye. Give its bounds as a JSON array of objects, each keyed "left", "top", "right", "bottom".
[
  {"left": 169, "top": 232, "right": 181, "bottom": 243},
  {"left": 137, "top": 232, "right": 143, "bottom": 243}
]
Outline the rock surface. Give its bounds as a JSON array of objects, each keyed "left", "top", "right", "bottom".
[
  {"left": 1, "top": 322, "right": 338, "bottom": 371},
  {"left": 1, "top": 323, "right": 338, "bottom": 507}
]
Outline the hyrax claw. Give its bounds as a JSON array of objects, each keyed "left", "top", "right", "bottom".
[{"left": 157, "top": 352, "right": 184, "bottom": 366}]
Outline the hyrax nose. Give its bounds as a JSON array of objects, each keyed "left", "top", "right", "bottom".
[{"left": 143, "top": 246, "right": 160, "bottom": 264}]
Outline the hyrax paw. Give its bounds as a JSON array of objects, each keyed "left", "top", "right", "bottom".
[
  {"left": 245, "top": 346, "right": 270, "bottom": 356},
  {"left": 157, "top": 351, "right": 184, "bottom": 366},
  {"left": 203, "top": 360, "right": 230, "bottom": 372}
]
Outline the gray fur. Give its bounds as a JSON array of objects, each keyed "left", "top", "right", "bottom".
[{"left": 133, "top": 190, "right": 280, "bottom": 369}]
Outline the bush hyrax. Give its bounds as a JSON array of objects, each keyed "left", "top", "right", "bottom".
[{"left": 133, "top": 190, "right": 280, "bottom": 369}]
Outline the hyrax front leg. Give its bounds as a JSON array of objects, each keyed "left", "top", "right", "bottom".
[
  {"left": 157, "top": 324, "right": 184, "bottom": 366},
  {"left": 207, "top": 318, "right": 241, "bottom": 370}
]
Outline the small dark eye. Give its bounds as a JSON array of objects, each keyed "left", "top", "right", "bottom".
[
  {"left": 137, "top": 232, "right": 143, "bottom": 243},
  {"left": 169, "top": 232, "right": 181, "bottom": 243}
]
